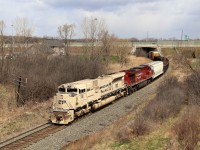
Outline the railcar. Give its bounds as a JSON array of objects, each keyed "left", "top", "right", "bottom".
[
  {"left": 50, "top": 51, "right": 168, "bottom": 125},
  {"left": 149, "top": 51, "right": 160, "bottom": 60},
  {"left": 124, "top": 61, "right": 163, "bottom": 93}
]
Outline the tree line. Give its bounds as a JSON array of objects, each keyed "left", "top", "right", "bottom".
[{"left": 0, "top": 17, "right": 130, "bottom": 106}]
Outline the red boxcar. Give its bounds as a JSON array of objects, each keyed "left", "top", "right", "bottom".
[{"left": 124, "top": 65, "right": 153, "bottom": 87}]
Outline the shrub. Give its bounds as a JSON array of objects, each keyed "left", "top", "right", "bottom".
[
  {"left": 117, "top": 126, "right": 133, "bottom": 142},
  {"left": 129, "top": 116, "right": 149, "bottom": 136},
  {"left": 117, "top": 116, "right": 149, "bottom": 142},
  {"left": 185, "top": 70, "right": 200, "bottom": 105},
  {"left": 143, "top": 76, "right": 184, "bottom": 121},
  {"left": 173, "top": 111, "right": 200, "bottom": 150},
  {"left": 134, "top": 48, "right": 148, "bottom": 57},
  {"left": 0, "top": 54, "right": 105, "bottom": 103}
]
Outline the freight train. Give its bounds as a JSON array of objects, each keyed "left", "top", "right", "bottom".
[{"left": 50, "top": 51, "right": 169, "bottom": 124}]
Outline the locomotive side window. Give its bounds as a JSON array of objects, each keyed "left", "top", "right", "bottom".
[
  {"left": 67, "top": 88, "right": 77, "bottom": 93},
  {"left": 59, "top": 87, "right": 66, "bottom": 93},
  {"left": 79, "top": 89, "right": 86, "bottom": 93}
]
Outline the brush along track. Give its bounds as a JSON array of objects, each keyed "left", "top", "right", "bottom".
[
  {"left": 1, "top": 59, "right": 170, "bottom": 150},
  {"left": 24, "top": 72, "right": 169, "bottom": 150},
  {"left": 0, "top": 73, "right": 166, "bottom": 150},
  {"left": 0, "top": 123, "right": 65, "bottom": 150}
]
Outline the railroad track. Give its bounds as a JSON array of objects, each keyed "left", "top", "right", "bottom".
[
  {"left": 0, "top": 59, "right": 169, "bottom": 150},
  {"left": 0, "top": 111, "right": 93, "bottom": 150},
  {"left": 0, "top": 76, "right": 165, "bottom": 150},
  {"left": 0, "top": 123, "right": 65, "bottom": 150}
]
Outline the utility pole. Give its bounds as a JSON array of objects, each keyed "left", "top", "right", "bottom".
[
  {"left": 16, "top": 76, "right": 22, "bottom": 107},
  {"left": 11, "top": 24, "right": 14, "bottom": 56},
  {"left": 180, "top": 30, "right": 184, "bottom": 48},
  {"left": 12, "top": 75, "right": 27, "bottom": 107}
]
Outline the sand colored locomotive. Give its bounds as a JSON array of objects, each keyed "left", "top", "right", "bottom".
[{"left": 50, "top": 72, "right": 126, "bottom": 124}]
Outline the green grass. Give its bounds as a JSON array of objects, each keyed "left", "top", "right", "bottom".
[
  {"left": 162, "top": 47, "right": 200, "bottom": 58},
  {"left": 111, "top": 134, "right": 170, "bottom": 150},
  {"left": 194, "top": 49, "right": 200, "bottom": 58},
  {"left": 191, "top": 59, "right": 200, "bottom": 69},
  {"left": 144, "top": 135, "right": 169, "bottom": 150},
  {"left": 162, "top": 48, "right": 177, "bottom": 56},
  {"left": 78, "top": 54, "right": 90, "bottom": 60},
  {"left": 108, "top": 118, "right": 177, "bottom": 150},
  {"left": 109, "top": 55, "right": 120, "bottom": 63}
]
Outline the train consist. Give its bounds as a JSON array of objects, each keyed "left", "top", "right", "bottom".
[{"left": 50, "top": 51, "right": 169, "bottom": 124}]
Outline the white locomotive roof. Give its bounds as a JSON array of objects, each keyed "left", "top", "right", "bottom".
[
  {"left": 98, "top": 72, "right": 125, "bottom": 79},
  {"left": 146, "top": 61, "right": 163, "bottom": 66},
  {"left": 59, "top": 72, "right": 125, "bottom": 90},
  {"left": 96, "top": 72, "right": 125, "bottom": 87},
  {"left": 109, "top": 72, "right": 125, "bottom": 79},
  {"left": 97, "top": 76, "right": 113, "bottom": 87},
  {"left": 61, "top": 79, "right": 95, "bottom": 89}
]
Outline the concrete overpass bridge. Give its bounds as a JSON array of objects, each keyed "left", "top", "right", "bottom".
[
  {"left": 131, "top": 43, "right": 161, "bottom": 56},
  {"left": 131, "top": 40, "right": 200, "bottom": 56}
]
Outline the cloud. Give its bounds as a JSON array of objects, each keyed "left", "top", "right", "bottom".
[
  {"left": 42, "top": 0, "right": 165, "bottom": 11},
  {"left": 0, "top": 0, "right": 200, "bottom": 39}
]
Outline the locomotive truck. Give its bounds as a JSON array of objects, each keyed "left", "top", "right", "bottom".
[{"left": 50, "top": 52, "right": 167, "bottom": 124}]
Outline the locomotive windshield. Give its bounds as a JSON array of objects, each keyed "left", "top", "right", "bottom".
[{"left": 58, "top": 87, "right": 66, "bottom": 93}]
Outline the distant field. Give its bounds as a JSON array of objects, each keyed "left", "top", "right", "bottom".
[
  {"left": 162, "top": 47, "right": 200, "bottom": 57},
  {"left": 70, "top": 40, "right": 200, "bottom": 48}
]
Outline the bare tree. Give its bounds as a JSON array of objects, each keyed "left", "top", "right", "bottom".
[
  {"left": 58, "top": 23, "right": 75, "bottom": 56},
  {"left": 100, "top": 32, "right": 117, "bottom": 64},
  {"left": 0, "top": 20, "right": 6, "bottom": 76},
  {"left": 116, "top": 39, "right": 130, "bottom": 66},
  {"left": 14, "top": 17, "right": 34, "bottom": 51},
  {"left": 82, "top": 17, "right": 107, "bottom": 60},
  {"left": 173, "top": 48, "right": 200, "bottom": 105}
]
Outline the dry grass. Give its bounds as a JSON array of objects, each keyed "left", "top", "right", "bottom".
[
  {"left": 63, "top": 129, "right": 114, "bottom": 150},
  {"left": 107, "top": 55, "right": 151, "bottom": 73},
  {"left": 0, "top": 88, "right": 52, "bottom": 141},
  {"left": 173, "top": 107, "right": 200, "bottom": 150}
]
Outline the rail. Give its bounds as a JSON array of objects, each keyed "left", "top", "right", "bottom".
[
  {"left": 0, "top": 54, "right": 169, "bottom": 150},
  {"left": 0, "top": 123, "right": 65, "bottom": 150}
]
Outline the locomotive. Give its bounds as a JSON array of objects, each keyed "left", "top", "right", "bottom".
[{"left": 50, "top": 51, "right": 169, "bottom": 124}]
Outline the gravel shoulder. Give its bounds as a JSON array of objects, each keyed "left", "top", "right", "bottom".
[{"left": 24, "top": 73, "right": 165, "bottom": 150}]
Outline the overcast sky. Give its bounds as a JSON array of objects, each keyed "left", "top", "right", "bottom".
[{"left": 1, "top": 0, "right": 200, "bottom": 39}]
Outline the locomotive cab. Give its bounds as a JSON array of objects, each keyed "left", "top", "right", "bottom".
[{"left": 50, "top": 79, "right": 98, "bottom": 124}]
